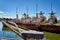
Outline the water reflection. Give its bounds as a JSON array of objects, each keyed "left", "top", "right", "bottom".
[
  {"left": 0, "top": 22, "right": 21, "bottom": 40},
  {"left": 0, "top": 31, "right": 18, "bottom": 38},
  {"left": 0, "top": 22, "right": 3, "bottom": 31}
]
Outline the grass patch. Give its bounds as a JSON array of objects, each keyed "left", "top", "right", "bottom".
[
  {"left": 2, "top": 27, "right": 11, "bottom": 31},
  {"left": 44, "top": 32, "right": 60, "bottom": 40}
]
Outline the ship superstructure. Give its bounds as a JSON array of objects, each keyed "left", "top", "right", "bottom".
[
  {"left": 6, "top": 0, "right": 60, "bottom": 33},
  {"left": 48, "top": 11, "right": 57, "bottom": 24},
  {"left": 31, "top": 11, "right": 46, "bottom": 24},
  {"left": 11, "top": 0, "right": 58, "bottom": 25},
  {"left": 21, "top": 13, "right": 31, "bottom": 23},
  {"left": 48, "top": 2, "right": 57, "bottom": 24}
]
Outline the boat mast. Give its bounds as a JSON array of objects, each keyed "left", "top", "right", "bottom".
[
  {"left": 16, "top": 8, "right": 19, "bottom": 19},
  {"left": 36, "top": 0, "right": 38, "bottom": 18},
  {"left": 51, "top": 1, "right": 52, "bottom": 12},
  {"left": 26, "top": 6, "right": 28, "bottom": 15},
  {"left": 48, "top": 1, "right": 57, "bottom": 24},
  {"left": 26, "top": 6, "right": 29, "bottom": 17},
  {"left": 50, "top": 1, "right": 55, "bottom": 15}
]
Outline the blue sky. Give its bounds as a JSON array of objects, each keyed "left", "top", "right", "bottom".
[{"left": 0, "top": 0, "right": 60, "bottom": 19}]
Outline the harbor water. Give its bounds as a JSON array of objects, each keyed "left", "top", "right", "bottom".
[
  {"left": 0, "top": 22, "right": 22, "bottom": 40},
  {"left": 0, "top": 21, "right": 60, "bottom": 40}
]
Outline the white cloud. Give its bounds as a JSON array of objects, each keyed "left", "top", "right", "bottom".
[
  {"left": 0, "top": 11, "right": 8, "bottom": 16},
  {"left": 0, "top": 11, "right": 4, "bottom": 13},
  {"left": 0, "top": 11, "right": 21, "bottom": 18},
  {"left": 0, "top": 11, "right": 14, "bottom": 18}
]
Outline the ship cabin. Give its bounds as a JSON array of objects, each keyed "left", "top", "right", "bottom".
[
  {"left": 31, "top": 11, "right": 46, "bottom": 24},
  {"left": 48, "top": 11, "right": 57, "bottom": 24},
  {"left": 39, "top": 11, "right": 46, "bottom": 22},
  {"left": 21, "top": 13, "right": 32, "bottom": 24}
]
